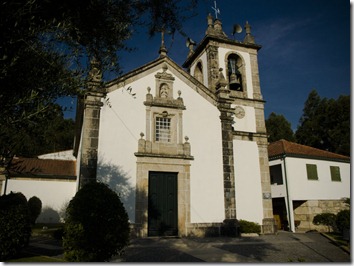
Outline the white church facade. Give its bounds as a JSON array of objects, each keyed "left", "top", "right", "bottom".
[{"left": 75, "top": 14, "right": 276, "bottom": 237}]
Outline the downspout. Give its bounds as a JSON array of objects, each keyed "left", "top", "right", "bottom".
[{"left": 282, "top": 154, "right": 292, "bottom": 231}]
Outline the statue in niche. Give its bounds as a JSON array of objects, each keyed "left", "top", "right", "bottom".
[{"left": 160, "top": 83, "right": 169, "bottom": 98}]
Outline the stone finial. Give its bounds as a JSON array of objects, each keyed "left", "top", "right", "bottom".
[
  {"left": 243, "top": 21, "right": 255, "bottom": 44},
  {"left": 87, "top": 57, "right": 103, "bottom": 91},
  {"left": 178, "top": 90, "right": 181, "bottom": 97},
  {"left": 146, "top": 86, "right": 153, "bottom": 102},
  {"left": 162, "top": 63, "right": 168, "bottom": 72},
  {"left": 140, "top": 132, "right": 145, "bottom": 139},
  {"left": 207, "top": 13, "right": 213, "bottom": 28},
  {"left": 184, "top": 136, "right": 189, "bottom": 142}
]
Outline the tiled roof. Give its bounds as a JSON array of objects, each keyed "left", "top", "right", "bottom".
[
  {"left": 268, "top": 139, "right": 350, "bottom": 162},
  {"left": 6, "top": 157, "right": 76, "bottom": 179}
]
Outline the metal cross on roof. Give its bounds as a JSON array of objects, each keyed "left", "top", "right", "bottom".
[{"left": 212, "top": 1, "right": 220, "bottom": 19}]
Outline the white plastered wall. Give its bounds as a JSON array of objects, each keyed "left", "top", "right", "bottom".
[
  {"left": 284, "top": 157, "right": 350, "bottom": 200},
  {"left": 233, "top": 139, "right": 263, "bottom": 224},
  {"left": 4, "top": 179, "right": 76, "bottom": 222},
  {"left": 98, "top": 66, "right": 224, "bottom": 223},
  {"left": 231, "top": 104, "right": 256, "bottom": 133}
]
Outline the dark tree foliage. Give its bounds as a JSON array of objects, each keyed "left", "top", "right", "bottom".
[
  {"left": 1, "top": 103, "right": 75, "bottom": 158},
  {"left": 265, "top": 112, "right": 295, "bottom": 143},
  {"left": 28, "top": 196, "right": 42, "bottom": 225},
  {"left": 336, "top": 209, "right": 350, "bottom": 233},
  {"left": 63, "top": 182, "right": 130, "bottom": 262},
  {"left": 1, "top": 0, "right": 198, "bottom": 162},
  {"left": 0, "top": 192, "right": 31, "bottom": 261},
  {"left": 313, "top": 212, "right": 337, "bottom": 232},
  {"left": 295, "top": 90, "right": 350, "bottom": 156}
]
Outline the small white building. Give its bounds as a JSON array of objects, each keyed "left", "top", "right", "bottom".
[
  {"left": 1, "top": 155, "right": 77, "bottom": 223},
  {"left": 268, "top": 139, "right": 350, "bottom": 232}
]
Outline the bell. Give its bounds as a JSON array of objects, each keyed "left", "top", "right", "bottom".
[{"left": 229, "top": 73, "right": 241, "bottom": 90}]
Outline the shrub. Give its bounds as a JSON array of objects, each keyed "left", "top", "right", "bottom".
[
  {"left": 28, "top": 196, "right": 42, "bottom": 225},
  {"left": 221, "top": 219, "right": 240, "bottom": 237},
  {"left": 336, "top": 209, "right": 350, "bottom": 233},
  {"left": 63, "top": 182, "right": 130, "bottom": 262},
  {"left": 239, "top": 220, "right": 261, "bottom": 234},
  {"left": 0, "top": 192, "right": 31, "bottom": 260},
  {"left": 312, "top": 213, "right": 337, "bottom": 232}
]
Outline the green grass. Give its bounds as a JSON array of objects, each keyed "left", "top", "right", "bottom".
[
  {"left": 7, "top": 255, "right": 65, "bottom": 262},
  {"left": 325, "top": 232, "right": 350, "bottom": 246},
  {"left": 32, "top": 223, "right": 64, "bottom": 239}
]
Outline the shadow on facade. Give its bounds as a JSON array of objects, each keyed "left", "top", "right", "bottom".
[{"left": 97, "top": 161, "right": 135, "bottom": 221}]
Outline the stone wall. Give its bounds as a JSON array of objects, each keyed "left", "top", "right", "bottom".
[{"left": 293, "top": 199, "right": 348, "bottom": 232}]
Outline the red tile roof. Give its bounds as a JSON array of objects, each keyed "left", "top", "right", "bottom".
[
  {"left": 6, "top": 157, "right": 76, "bottom": 179},
  {"left": 268, "top": 139, "right": 350, "bottom": 162}
]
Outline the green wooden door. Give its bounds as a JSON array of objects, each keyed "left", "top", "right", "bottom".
[{"left": 148, "top": 172, "right": 178, "bottom": 236}]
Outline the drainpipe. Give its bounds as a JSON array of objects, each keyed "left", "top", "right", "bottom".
[{"left": 282, "top": 155, "right": 293, "bottom": 232}]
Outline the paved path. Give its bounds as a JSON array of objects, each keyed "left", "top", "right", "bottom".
[
  {"left": 22, "top": 231, "right": 350, "bottom": 263},
  {"left": 115, "top": 231, "right": 350, "bottom": 263}
]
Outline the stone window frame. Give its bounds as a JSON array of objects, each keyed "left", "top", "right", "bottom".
[
  {"left": 193, "top": 61, "right": 204, "bottom": 84},
  {"left": 224, "top": 51, "right": 247, "bottom": 97}
]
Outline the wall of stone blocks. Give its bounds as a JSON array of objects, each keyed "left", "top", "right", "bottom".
[{"left": 293, "top": 199, "right": 349, "bottom": 232}]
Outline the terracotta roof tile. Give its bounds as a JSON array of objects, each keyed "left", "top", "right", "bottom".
[
  {"left": 7, "top": 158, "right": 76, "bottom": 178},
  {"left": 268, "top": 139, "right": 350, "bottom": 162}
]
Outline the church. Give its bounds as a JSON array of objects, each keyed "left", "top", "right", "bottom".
[{"left": 75, "top": 13, "right": 276, "bottom": 237}]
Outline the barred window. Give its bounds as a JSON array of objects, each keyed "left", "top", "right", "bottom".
[{"left": 156, "top": 117, "right": 171, "bottom": 142}]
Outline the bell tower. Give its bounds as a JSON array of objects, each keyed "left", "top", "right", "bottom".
[{"left": 183, "top": 14, "right": 276, "bottom": 234}]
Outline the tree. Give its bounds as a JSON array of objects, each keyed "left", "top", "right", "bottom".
[
  {"left": 63, "top": 182, "right": 129, "bottom": 262},
  {"left": 265, "top": 112, "right": 295, "bottom": 143},
  {"left": 1, "top": 0, "right": 198, "bottom": 162},
  {"left": 313, "top": 213, "right": 337, "bottom": 232},
  {"left": 28, "top": 196, "right": 42, "bottom": 225},
  {"left": 295, "top": 90, "right": 350, "bottom": 156},
  {"left": 0, "top": 192, "right": 31, "bottom": 260}
]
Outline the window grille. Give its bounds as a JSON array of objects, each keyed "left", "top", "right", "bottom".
[{"left": 156, "top": 117, "right": 171, "bottom": 142}]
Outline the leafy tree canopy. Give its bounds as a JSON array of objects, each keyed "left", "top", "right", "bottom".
[
  {"left": 266, "top": 112, "right": 295, "bottom": 143},
  {"left": 0, "top": 0, "right": 198, "bottom": 162},
  {"left": 295, "top": 89, "right": 350, "bottom": 156}
]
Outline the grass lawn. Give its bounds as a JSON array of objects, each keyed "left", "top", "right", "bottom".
[
  {"left": 7, "top": 255, "right": 65, "bottom": 262},
  {"left": 5, "top": 223, "right": 65, "bottom": 262},
  {"left": 323, "top": 232, "right": 350, "bottom": 252}
]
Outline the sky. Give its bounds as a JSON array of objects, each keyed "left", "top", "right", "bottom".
[{"left": 60, "top": 0, "right": 351, "bottom": 131}]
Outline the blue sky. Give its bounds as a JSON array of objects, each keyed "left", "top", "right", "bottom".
[{"left": 60, "top": 0, "right": 350, "bottom": 131}]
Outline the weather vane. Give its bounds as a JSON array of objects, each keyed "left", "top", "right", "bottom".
[{"left": 212, "top": 1, "right": 220, "bottom": 19}]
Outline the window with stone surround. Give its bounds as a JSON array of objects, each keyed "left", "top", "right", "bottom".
[
  {"left": 155, "top": 117, "right": 171, "bottom": 142},
  {"left": 330, "top": 166, "right": 341, "bottom": 182},
  {"left": 306, "top": 164, "right": 318, "bottom": 180}
]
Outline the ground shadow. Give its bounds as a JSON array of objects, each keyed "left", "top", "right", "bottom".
[{"left": 97, "top": 161, "right": 135, "bottom": 221}]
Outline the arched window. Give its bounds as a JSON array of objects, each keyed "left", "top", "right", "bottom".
[
  {"left": 194, "top": 62, "right": 203, "bottom": 84},
  {"left": 227, "top": 54, "right": 243, "bottom": 91}
]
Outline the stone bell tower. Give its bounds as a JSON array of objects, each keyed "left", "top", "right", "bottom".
[{"left": 183, "top": 14, "right": 276, "bottom": 234}]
